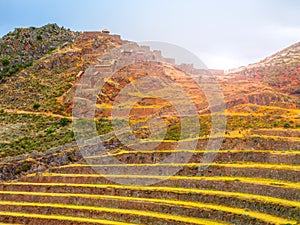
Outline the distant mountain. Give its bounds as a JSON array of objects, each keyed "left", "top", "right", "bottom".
[{"left": 228, "top": 42, "right": 300, "bottom": 95}]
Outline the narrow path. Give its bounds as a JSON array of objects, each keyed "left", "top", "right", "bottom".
[{"left": 3, "top": 109, "right": 72, "bottom": 119}]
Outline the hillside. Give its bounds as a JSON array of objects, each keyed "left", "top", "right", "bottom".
[
  {"left": 0, "top": 24, "right": 299, "bottom": 225},
  {"left": 0, "top": 24, "right": 78, "bottom": 81},
  {"left": 226, "top": 42, "right": 300, "bottom": 96}
]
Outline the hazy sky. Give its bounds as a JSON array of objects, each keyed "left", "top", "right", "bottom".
[{"left": 1, "top": 0, "right": 300, "bottom": 69}]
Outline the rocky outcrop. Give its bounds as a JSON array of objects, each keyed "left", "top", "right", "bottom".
[{"left": 0, "top": 23, "right": 78, "bottom": 81}]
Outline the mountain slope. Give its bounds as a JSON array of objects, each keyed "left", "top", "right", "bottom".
[
  {"left": 0, "top": 24, "right": 299, "bottom": 160},
  {"left": 0, "top": 24, "right": 299, "bottom": 225},
  {"left": 227, "top": 42, "right": 300, "bottom": 95},
  {"left": 0, "top": 23, "right": 78, "bottom": 81}
]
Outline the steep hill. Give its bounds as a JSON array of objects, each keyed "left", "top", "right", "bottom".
[
  {"left": 0, "top": 23, "right": 78, "bottom": 81},
  {"left": 0, "top": 24, "right": 299, "bottom": 225}
]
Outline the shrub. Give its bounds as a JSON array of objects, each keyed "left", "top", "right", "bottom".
[
  {"left": 24, "top": 61, "right": 33, "bottom": 67},
  {"left": 16, "top": 164, "right": 31, "bottom": 174},
  {"left": 8, "top": 64, "right": 22, "bottom": 75},
  {"left": 48, "top": 47, "right": 56, "bottom": 53},
  {"left": 46, "top": 128, "right": 55, "bottom": 134},
  {"left": 1, "top": 57, "right": 10, "bottom": 66},
  {"left": 165, "top": 125, "right": 181, "bottom": 141},
  {"left": 33, "top": 103, "right": 41, "bottom": 110},
  {"left": 67, "top": 154, "right": 73, "bottom": 162},
  {"left": 21, "top": 163, "right": 31, "bottom": 172},
  {"left": 69, "top": 130, "right": 75, "bottom": 138},
  {"left": 1, "top": 43, "right": 7, "bottom": 50},
  {"left": 36, "top": 34, "right": 42, "bottom": 40},
  {"left": 15, "top": 169, "right": 21, "bottom": 175},
  {"left": 96, "top": 118, "right": 113, "bottom": 135},
  {"left": 59, "top": 117, "right": 72, "bottom": 126}
]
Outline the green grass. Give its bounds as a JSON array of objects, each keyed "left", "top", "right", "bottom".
[
  {"left": 96, "top": 118, "right": 114, "bottom": 135},
  {"left": 129, "top": 112, "right": 299, "bottom": 141},
  {"left": 0, "top": 112, "right": 74, "bottom": 157}
]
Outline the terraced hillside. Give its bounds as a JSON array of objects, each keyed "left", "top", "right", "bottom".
[
  {"left": 0, "top": 24, "right": 299, "bottom": 224},
  {"left": 0, "top": 140, "right": 299, "bottom": 224}
]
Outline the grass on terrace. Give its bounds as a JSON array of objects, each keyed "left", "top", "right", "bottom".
[
  {"left": 35, "top": 173, "right": 300, "bottom": 189},
  {"left": 59, "top": 162, "right": 300, "bottom": 171},
  {"left": 89, "top": 149, "right": 300, "bottom": 158},
  {"left": 86, "top": 104, "right": 300, "bottom": 140},
  {"left": 1, "top": 102, "right": 299, "bottom": 157},
  {"left": 0, "top": 197, "right": 295, "bottom": 225},
  {"left": 0, "top": 111, "right": 74, "bottom": 157},
  {"left": 0, "top": 201, "right": 231, "bottom": 225},
  {"left": 0, "top": 223, "right": 21, "bottom": 225},
  {"left": 3, "top": 182, "right": 300, "bottom": 208},
  {"left": 0, "top": 211, "right": 141, "bottom": 225},
  {"left": 122, "top": 134, "right": 300, "bottom": 144}
]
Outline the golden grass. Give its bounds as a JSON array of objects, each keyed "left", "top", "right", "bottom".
[
  {"left": 4, "top": 182, "right": 300, "bottom": 208},
  {"left": 255, "top": 128, "right": 300, "bottom": 131},
  {"left": 0, "top": 201, "right": 230, "bottom": 225},
  {"left": 251, "top": 134, "right": 300, "bottom": 141},
  {"left": 96, "top": 103, "right": 166, "bottom": 109},
  {"left": 224, "top": 111, "right": 264, "bottom": 116},
  {"left": 126, "top": 135, "right": 300, "bottom": 144},
  {"left": 0, "top": 192, "right": 296, "bottom": 224},
  {"left": 225, "top": 104, "right": 300, "bottom": 115},
  {"left": 0, "top": 223, "right": 22, "bottom": 225},
  {"left": 258, "top": 105, "right": 300, "bottom": 114},
  {"left": 103, "top": 78, "right": 120, "bottom": 87},
  {"left": 59, "top": 162, "right": 300, "bottom": 171},
  {"left": 87, "top": 149, "right": 300, "bottom": 159},
  {"left": 96, "top": 103, "right": 113, "bottom": 109},
  {"left": 0, "top": 211, "right": 141, "bottom": 225},
  {"left": 2, "top": 109, "right": 70, "bottom": 119},
  {"left": 37, "top": 173, "right": 300, "bottom": 189}
]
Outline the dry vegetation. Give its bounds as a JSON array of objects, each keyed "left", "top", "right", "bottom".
[{"left": 0, "top": 24, "right": 299, "bottom": 224}]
